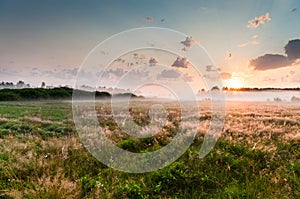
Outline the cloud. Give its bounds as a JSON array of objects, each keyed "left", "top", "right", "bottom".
[
  {"left": 181, "top": 36, "right": 196, "bottom": 47},
  {"left": 238, "top": 35, "right": 260, "bottom": 48},
  {"left": 252, "top": 40, "right": 260, "bottom": 45},
  {"left": 114, "top": 58, "right": 126, "bottom": 63},
  {"left": 100, "top": 68, "right": 150, "bottom": 85},
  {"left": 249, "top": 39, "right": 300, "bottom": 70},
  {"left": 139, "top": 53, "right": 147, "bottom": 59},
  {"left": 159, "top": 69, "right": 180, "bottom": 79},
  {"left": 249, "top": 54, "right": 292, "bottom": 70},
  {"left": 102, "top": 68, "right": 125, "bottom": 77},
  {"left": 290, "top": 70, "right": 296, "bottom": 75},
  {"left": 284, "top": 39, "right": 300, "bottom": 60},
  {"left": 181, "top": 36, "right": 197, "bottom": 50},
  {"left": 66, "top": 68, "right": 78, "bottom": 76},
  {"left": 237, "top": 43, "right": 248, "bottom": 48},
  {"left": 237, "top": 40, "right": 260, "bottom": 48},
  {"left": 206, "top": 65, "right": 213, "bottom": 72},
  {"left": 183, "top": 73, "right": 193, "bottom": 82},
  {"left": 281, "top": 76, "right": 289, "bottom": 83},
  {"left": 206, "top": 65, "right": 220, "bottom": 72},
  {"left": 263, "top": 77, "right": 277, "bottom": 82},
  {"left": 226, "top": 51, "right": 232, "bottom": 60},
  {"left": 171, "top": 57, "right": 189, "bottom": 68},
  {"left": 221, "top": 72, "right": 232, "bottom": 80},
  {"left": 145, "top": 17, "right": 153, "bottom": 22},
  {"left": 35, "top": 67, "right": 79, "bottom": 79},
  {"left": 203, "top": 74, "right": 220, "bottom": 82},
  {"left": 247, "top": 12, "right": 271, "bottom": 29},
  {"left": 290, "top": 8, "right": 297, "bottom": 13},
  {"left": 289, "top": 70, "right": 300, "bottom": 83},
  {"left": 149, "top": 57, "right": 158, "bottom": 66}
]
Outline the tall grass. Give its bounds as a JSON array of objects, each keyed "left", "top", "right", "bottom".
[{"left": 0, "top": 101, "right": 299, "bottom": 198}]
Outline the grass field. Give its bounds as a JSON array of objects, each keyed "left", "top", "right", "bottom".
[{"left": 0, "top": 100, "right": 299, "bottom": 198}]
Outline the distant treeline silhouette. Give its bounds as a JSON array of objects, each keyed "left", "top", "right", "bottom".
[
  {"left": 0, "top": 87, "right": 139, "bottom": 101},
  {"left": 222, "top": 87, "right": 300, "bottom": 91}
]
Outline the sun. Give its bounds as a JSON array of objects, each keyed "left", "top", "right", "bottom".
[{"left": 227, "top": 76, "right": 244, "bottom": 89}]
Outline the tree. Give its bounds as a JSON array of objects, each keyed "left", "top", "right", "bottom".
[
  {"left": 41, "top": 82, "right": 46, "bottom": 88},
  {"left": 5, "top": 82, "right": 14, "bottom": 88},
  {"left": 16, "top": 80, "right": 25, "bottom": 88},
  {"left": 211, "top": 86, "right": 220, "bottom": 91},
  {"left": 222, "top": 87, "right": 228, "bottom": 91}
]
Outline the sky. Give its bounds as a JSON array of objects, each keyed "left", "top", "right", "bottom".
[{"left": 0, "top": 0, "right": 300, "bottom": 90}]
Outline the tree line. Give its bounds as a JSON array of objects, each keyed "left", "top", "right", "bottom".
[{"left": 0, "top": 87, "right": 140, "bottom": 101}]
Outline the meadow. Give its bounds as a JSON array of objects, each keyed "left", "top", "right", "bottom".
[{"left": 0, "top": 100, "right": 299, "bottom": 198}]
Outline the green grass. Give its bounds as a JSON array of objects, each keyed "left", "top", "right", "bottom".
[{"left": 0, "top": 101, "right": 299, "bottom": 198}]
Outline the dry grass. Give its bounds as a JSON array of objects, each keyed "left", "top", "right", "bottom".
[{"left": 0, "top": 100, "right": 299, "bottom": 198}]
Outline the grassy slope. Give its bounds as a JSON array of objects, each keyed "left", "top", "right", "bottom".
[{"left": 0, "top": 101, "right": 299, "bottom": 198}]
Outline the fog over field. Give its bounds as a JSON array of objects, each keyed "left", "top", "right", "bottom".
[
  {"left": 1, "top": 0, "right": 300, "bottom": 198},
  {"left": 198, "top": 91, "right": 300, "bottom": 102}
]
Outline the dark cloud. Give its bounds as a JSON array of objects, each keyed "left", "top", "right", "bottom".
[
  {"left": 249, "top": 39, "right": 300, "bottom": 70},
  {"left": 249, "top": 54, "right": 292, "bottom": 70},
  {"left": 221, "top": 72, "right": 232, "bottom": 80},
  {"left": 114, "top": 58, "right": 126, "bottom": 63},
  {"left": 206, "top": 65, "right": 213, "bottom": 72},
  {"left": 171, "top": 57, "right": 189, "bottom": 68},
  {"left": 247, "top": 12, "right": 271, "bottom": 29},
  {"left": 181, "top": 36, "right": 196, "bottom": 51},
  {"left": 159, "top": 69, "right": 180, "bottom": 79},
  {"left": 149, "top": 57, "right": 158, "bottom": 66},
  {"left": 206, "top": 65, "right": 220, "bottom": 72},
  {"left": 285, "top": 39, "right": 300, "bottom": 60}
]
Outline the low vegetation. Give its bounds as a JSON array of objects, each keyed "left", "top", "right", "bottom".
[
  {"left": 0, "top": 87, "right": 141, "bottom": 101},
  {"left": 0, "top": 101, "right": 299, "bottom": 198}
]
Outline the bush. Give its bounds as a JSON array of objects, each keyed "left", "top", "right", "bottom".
[
  {"left": 0, "top": 90, "right": 20, "bottom": 101},
  {"left": 17, "top": 88, "right": 50, "bottom": 99}
]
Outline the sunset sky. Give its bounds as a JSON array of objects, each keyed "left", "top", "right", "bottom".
[{"left": 0, "top": 0, "right": 300, "bottom": 89}]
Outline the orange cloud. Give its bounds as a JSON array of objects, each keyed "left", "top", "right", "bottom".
[
  {"left": 247, "top": 12, "right": 271, "bottom": 29},
  {"left": 221, "top": 72, "right": 232, "bottom": 80}
]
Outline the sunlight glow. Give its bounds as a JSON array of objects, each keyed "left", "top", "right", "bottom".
[{"left": 227, "top": 76, "right": 244, "bottom": 89}]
